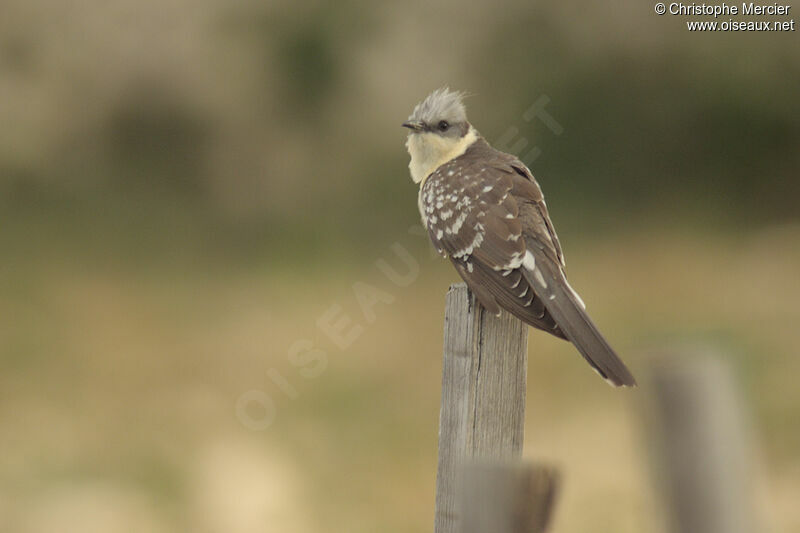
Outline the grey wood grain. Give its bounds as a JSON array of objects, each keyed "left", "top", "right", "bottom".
[
  {"left": 649, "top": 355, "right": 756, "bottom": 533},
  {"left": 434, "top": 283, "right": 529, "bottom": 533},
  {"left": 459, "top": 463, "right": 559, "bottom": 533}
]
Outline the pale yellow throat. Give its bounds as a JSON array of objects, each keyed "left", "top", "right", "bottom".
[{"left": 406, "top": 127, "right": 478, "bottom": 186}]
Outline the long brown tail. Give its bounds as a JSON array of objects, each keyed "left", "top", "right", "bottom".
[{"left": 522, "top": 251, "right": 637, "bottom": 387}]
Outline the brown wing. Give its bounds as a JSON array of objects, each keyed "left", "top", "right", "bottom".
[
  {"left": 421, "top": 139, "right": 564, "bottom": 337},
  {"left": 492, "top": 149, "right": 637, "bottom": 386},
  {"left": 421, "top": 138, "right": 636, "bottom": 386},
  {"left": 506, "top": 162, "right": 565, "bottom": 267}
]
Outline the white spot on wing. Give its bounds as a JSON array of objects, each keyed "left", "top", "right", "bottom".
[
  {"left": 453, "top": 228, "right": 485, "bottom": 259},
  {"left": 590, "top": 365, "right": 618, "bottom": 388},
  {"left": 449, "top": 211, "right": 469, "bottom": 234},
  {"left": 522, "top": 251, "right": 536, "bottom": 271},
  {"left": 533, "top": 269, "right": 547, "bottom": 288},
  {"left": 456, "top": 197, "right": 472, "bottom": 209}
]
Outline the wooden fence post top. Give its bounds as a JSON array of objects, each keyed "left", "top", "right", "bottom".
[
  {"left": 459, "top": 462, "right": 560, "bottom": 533},
  {"left": 435, "top": 283, "right": 531, "bottom": 533},
  {"left": 647, "top": 353, "right": 756, "bottom": 533}
]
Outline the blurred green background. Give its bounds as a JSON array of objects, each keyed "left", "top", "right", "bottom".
[{"left": 1, "top": 1, "right": 798, "bottom": 532}]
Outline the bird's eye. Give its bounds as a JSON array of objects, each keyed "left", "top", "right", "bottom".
[{"left": 438, "top": 120, "right": 450, "bottom": 131}]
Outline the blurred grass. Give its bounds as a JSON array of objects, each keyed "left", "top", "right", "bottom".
[
  {"left": 2, "top": 219, "right": 800, "bottom": 532},
  {"left": 1, "top": 0, "right": 799, "bottom": 531}
]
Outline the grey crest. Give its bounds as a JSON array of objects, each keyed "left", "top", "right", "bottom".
[{"left": 407, "top": 88, "right": 470, "bottom": 136}]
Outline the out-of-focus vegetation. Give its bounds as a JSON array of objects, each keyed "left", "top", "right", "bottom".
[{"left": 1, "top": 1, "right": 798, "bottom": 532}]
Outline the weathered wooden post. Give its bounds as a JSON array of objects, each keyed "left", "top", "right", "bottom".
[
  {"left": 434, "top": 283, "right": 529, "bottom": 533},
  {"left": 459, "top": 463, "right": 560, "bottom": 533},
  {"left": 648, "top": 353, "right": 757, "bottom": 533}
]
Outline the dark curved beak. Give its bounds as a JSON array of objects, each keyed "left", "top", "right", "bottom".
[{"left": 402, "top": 121, "right": 424, "bottom": 132}]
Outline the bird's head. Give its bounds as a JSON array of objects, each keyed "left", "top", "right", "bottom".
[
  {"left": 403, "top": 87, "right": 470, "bottom": 137},
  {"left": 404, "top": 88, "right": 477, "bottom": 184}
]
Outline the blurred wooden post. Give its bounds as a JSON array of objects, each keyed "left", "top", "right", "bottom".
[
  {"left": 459, "top": 463, "right": 559, "bottom": 533},
  {"left": 649, "top": 354, "right": 755, "bottom": 533},
  {"left": 434, "top": 283, "right": 529, "bottom": 533}
]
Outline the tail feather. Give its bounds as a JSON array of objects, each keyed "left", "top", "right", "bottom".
[{"left": 522, "top": 251, "right": 637, "bottom": 387}]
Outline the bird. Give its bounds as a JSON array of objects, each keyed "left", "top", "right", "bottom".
[{"left": 403, "top": 88, "right": 636, "bottom": 387}]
